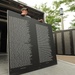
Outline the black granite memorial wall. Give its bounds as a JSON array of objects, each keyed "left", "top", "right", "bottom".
[
  {"left": 7, "top": 10, "right": 57, "bottom": 75},
  {"left": 0, "top": 32, "right": 1, "bottom": 51}
]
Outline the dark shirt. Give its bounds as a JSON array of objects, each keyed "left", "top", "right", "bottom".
[{"left": 21, "top": 14, "right": 31, "bottom": 18}]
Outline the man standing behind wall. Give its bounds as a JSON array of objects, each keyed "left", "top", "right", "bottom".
[
  {"left": 21, "top": 7, "right": 31, "bottom": 18},
  {"left": 21, "top": 7, "right": 44, "bottom": 22}
]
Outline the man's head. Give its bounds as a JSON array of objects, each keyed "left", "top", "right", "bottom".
[{"left": 21, "top": 8, "right": 28, "bottom": 15}]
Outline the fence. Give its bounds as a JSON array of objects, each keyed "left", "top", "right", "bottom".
[{"left": 53, "top": 29, "right": 75, "bottom": 55}]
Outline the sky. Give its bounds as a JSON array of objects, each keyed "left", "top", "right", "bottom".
[
  {"left": 14, "top": 0, "right": 75, "bottom": 30},
  {"left": 14, "top": 0, "right": 54, "bottom": 6}
]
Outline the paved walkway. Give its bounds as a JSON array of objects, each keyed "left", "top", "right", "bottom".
[
  {"left": 0, "top": 55, "right": 75, "bottom": 75},
  {"left": 57, "top": 55, "right": 75, "bottom": 64}
]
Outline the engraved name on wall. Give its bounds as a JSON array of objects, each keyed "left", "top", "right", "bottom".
[
  {"left": 36, "top": 24, "right": 53, "bottom": 63},
  {"left": 9, "top": 16, "right": 32, "bottom": 68}
]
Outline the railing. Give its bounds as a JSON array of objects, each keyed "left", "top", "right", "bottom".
[{"left": 53, "top": 29, "right": 75, "bottom": 55}]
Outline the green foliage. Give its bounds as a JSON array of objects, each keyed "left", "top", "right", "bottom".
[
  {"left": 34, "top": 3, "right": 61, "bottom": 31},
  {"left": 53, "top": 1, "right": 63, "bottom": 9},
  {"left": 69, "top": 16, "right": 75, "bottom": 29},
  {"left": 57, "top": 0, "right": 75, "bottom": 4},
  {"left": 68, "top": 4, "right": 75, "bottom": 12},
  {"left": 34, "top": 0, "right": 75, "bottom": 30},
  {"left": 54, "top": 0, "right": 75, "bottom": 29}
]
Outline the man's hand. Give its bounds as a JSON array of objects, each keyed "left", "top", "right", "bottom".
[{"left": 38, "top": 19, "right": 43, "bottom": 22}]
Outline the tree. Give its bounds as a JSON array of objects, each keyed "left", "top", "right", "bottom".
[
  {"left": 55, "top": 0, "right": 75, "bottom": 29},
  {"left": 34, "top": 3, "right": 61, "bottom": 31},
  {"left": 56, "top": 0, "right": 75, "bottom": 11},
  {"left": 69, "top": 16, "right": 75, "bottom": 29}
]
